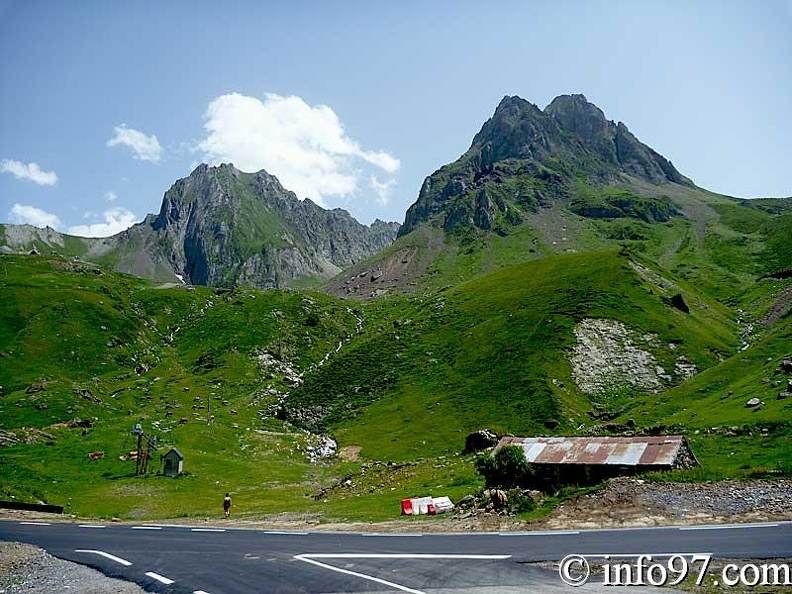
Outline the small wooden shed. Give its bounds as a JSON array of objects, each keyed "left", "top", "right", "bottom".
[{"left": 162, "top": 447, "right": 184, "bottom": 478}]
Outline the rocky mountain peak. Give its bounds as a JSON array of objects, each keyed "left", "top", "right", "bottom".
[
  {"left": 545, "top": 94, "right": 611, "bottom": 148},
  {"left": 545, "top": 95, "right": 689, "bottom": 185},
  {"left": 142, "top": 164, "right": 400, "bottom": 287},
  {"left": 399, "top": 92, "right": 693, "bottom": 238}
]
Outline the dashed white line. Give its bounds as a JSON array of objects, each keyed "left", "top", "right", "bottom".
[
  {"left": 679, "top": 523, "right": 779, "bottom": 531},
  {"left": 75, "top": 549, "right": 132, "bottom": 566},
  {"left": 145, "top": 571, "right": 174, "bottom": 585},
  {"left": 263, "top": 530, "right": 308, "bottom": 535},
  {"left": 193, "top": 590, "right": 212, "bottom": 594},
  {"left": 190, "top": 528, "right": 226, "bottom": 532},
  {"left": 499, "top": 530, "right": 580, "bottom": 536},
  {"left": 362, "top": 533, "right": 423, "bottom": 537},
  {"left": 132, "top": 526, "right": 162, "bottom": 530},
  {"left": 19, "top": 521, "right": 51, "bottom": 526},
  {"left": 301, "top": 553, "right": 512, "bottom": 560},
  {"left": 79, "top": 524, "right": 106, "bottom": 529}
]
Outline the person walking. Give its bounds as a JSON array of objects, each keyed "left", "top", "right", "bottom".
[{"left": 223, "top": 492, "right": 232, "bottom": 518}]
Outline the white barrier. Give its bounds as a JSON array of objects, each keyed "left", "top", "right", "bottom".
[{"left": 400, "top": 495, "right": 455, "bottom": 515}]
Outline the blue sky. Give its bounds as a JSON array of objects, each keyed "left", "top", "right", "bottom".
[{"left": 1, "top": 1, "right": 791, "bottom": 235}]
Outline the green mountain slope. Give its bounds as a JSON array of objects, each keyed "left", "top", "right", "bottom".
[
  {"left": 1, "top": 246, "right": 790, "bottom": 519},
  {"left": 288, "top": 250, "right": 741, "bottom": 459}
]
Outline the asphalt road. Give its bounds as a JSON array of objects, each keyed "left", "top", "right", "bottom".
[{"left": 1, "top": 520, "right": 791, "bottom": 593}]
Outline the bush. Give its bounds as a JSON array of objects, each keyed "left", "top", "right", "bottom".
[
  {"left": 506, "top": 488, "right": 536, "bottom": 514},
  {"left": 475, "top": 445, "right": 533, "bottom": 489}
]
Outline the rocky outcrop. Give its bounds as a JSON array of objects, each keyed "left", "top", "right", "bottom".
[
  {"left": 399, "top": 94, "right": 691, "bottom": 237},
  {"left": 545, "top": 94, "right": 689, "bottom": 185},
  {"left": 570, "top": 318, "right": 665, "bottom": 395},
  {"left": 1, "top": 164, "right": 400, "bottom": 289},
  {"left": 142, "top": 164, "right": 399, "bottom": 287}
]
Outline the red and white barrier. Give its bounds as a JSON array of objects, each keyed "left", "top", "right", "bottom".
[{"left": 400, "top": 496, "right": 454, "bottom": 516}]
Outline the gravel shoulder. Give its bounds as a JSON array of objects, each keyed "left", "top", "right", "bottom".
[
  {"left": 0, "top": 541, "right": 145, "bottom": 594},
  {"left": 540, "top": 477, "right": 792, "bottom": 530}
]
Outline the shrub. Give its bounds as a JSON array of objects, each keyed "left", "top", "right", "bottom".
[
  {"left": 475, "top": 445, "right": 533, "bottom": 489},
  {"left": 506, "top": 488, "right": 536, "bottom": 514}
]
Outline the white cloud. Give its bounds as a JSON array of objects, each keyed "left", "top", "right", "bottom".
[
  {"left": 107, "top": 125, "right": 163, "bottom": 162},
  {"left": 1, "top": 159, "right": 58, "bottom": 186},
  {"left": 8, "top": 203, "right": 62, "bottom": 228},
  {"left": 104, "top": 191, "right": 117, "bottom": 203},
  {"left": 370, "top": 175, "right": 397, "bottom": 205},
  {"left": 197, "top": 93, "right": 400, "bottom": 205},
  {"left": 68, "top": 207, "right": 138, "bottom": 238}
]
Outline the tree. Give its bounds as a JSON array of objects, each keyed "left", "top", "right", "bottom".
[{"left": 475, "top": 445, "right": 533, "bottom": 489}]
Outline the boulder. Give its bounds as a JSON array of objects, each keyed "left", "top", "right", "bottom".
[
  {"left": 464, "top": 429, "right": 498, "bottom": 453},
  {"left": 745, "top": 398, "right": 762, "bottom": 408},
  {"left": 456, "top": 494, "right": 476, "bottom": 507},
  {"left": 488, "top": 489, "right": 508, "bottom": 510}
]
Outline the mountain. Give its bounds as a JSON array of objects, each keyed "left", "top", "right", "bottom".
[
  {"left": 399, "top": 94, "right": 690, "bottom": 237},
  {"left": 2, "top": 94, "right": 792, "bottom": 522},
  {"left": 326, "top": 94, "right": 792, "bottom": 300},
  {"left": 0, "top": 164, "right": 399, "bottom": 289}
]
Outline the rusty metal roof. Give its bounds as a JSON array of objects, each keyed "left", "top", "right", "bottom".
[{"left": 496, "top": 435, "right": 688, "bottom": 466}]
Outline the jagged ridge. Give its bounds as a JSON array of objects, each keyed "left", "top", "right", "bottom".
[
  {"left": 400, "top": 94, "right": 691, "bottom": 236},
  {"left": 1, "top": 164, "right": 400, "bottom": 289}
]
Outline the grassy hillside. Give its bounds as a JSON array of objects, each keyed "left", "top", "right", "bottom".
[
  {"left": 289, "top": 250, "right": 738, "bottom": 460},
  {"left": 1, "top": 251, "right": 790, "bottom": 522}
]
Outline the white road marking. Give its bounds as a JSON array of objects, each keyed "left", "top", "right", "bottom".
[
  {"left": 132, "top": 526, "right": 162, "bottom": 530},
  {"left": 295, "top": 552, "right": 512, "bottom": 593},
  {"left": 190, "top": 528, "right": 226, "bottom": 532},
  {"left": 679, "top": 523, "right": 779, "bottom": 531},
  {"left": 19, "top": 522, "right": 51, "bottom": 526},
  {"left": 75, "top": 549, "right": 132, "bottom": 566},
  {"left": 574, "top": 552, "right": 708, "bottom": 558},
  {"left": 193, "top": 590, "right": 212, "bottom": 594},
  {"left": 362, "top": 533, "right": 423, "bottom": 537},
  {"left": 302, "top": 553, "right": 512, "bottom": 560},
  {"left": 263, "top": 530, "right": 309, "bottom": 535},
  {"left": 295, "top": 555, "right": 425, "bottom": 594},
  {"left": 145, "top": 571, "right": 175, "bottom": 585},
  {"left": 79, "top": 524, "right": 106, "bottom": 529},
  {"left": 499, "top": 530, "right": 580, "bottom": 536}
]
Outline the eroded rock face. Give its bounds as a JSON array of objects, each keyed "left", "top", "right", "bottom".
[
  {"left": 569, "top": 318, "right": 699, "bottom": 396},
  {"left": 569, "top": 318, "right": 664, "bottom": 395},
  {"left": 147, "top": 164, "right": 400, "bottom": 288}
]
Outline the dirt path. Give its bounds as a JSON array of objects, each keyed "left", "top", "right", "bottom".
[{"left": 760, "top": 284, "right": 792, "bottom": 327}]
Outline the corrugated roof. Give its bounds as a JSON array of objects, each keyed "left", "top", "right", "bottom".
[{"left": 496, "top": 435, "right": 688, "bottom": 466}]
